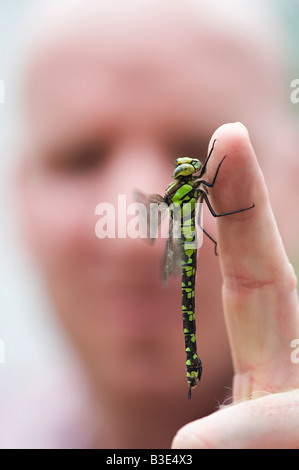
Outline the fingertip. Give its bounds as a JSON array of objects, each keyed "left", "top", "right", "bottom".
[
  {"left": 234, "top": 122, "right": 251, "bottom": 141},
  {"left": 205, "top": 122, "right": 261, "bottom": 216},
  {"left": 209, "top": 122, "right": 251, "bottom": 151}
]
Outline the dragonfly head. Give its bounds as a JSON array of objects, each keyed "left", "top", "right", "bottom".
[{"left": 173, "top": 158, "right": 202, "bottom": 179}]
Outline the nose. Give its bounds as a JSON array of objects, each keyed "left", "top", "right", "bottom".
[
  {"left": 94, "top": 141, "right": 172, "bottom": 279},
  {"left": 107, "top": 141, "right": 172, "bottom": 205}
]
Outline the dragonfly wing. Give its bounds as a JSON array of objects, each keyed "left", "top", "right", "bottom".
[
  {"left": 134, "top": 190, "right": 168, "bottom": 243},
  {"left": 163, "top": 216, "right": 182, "bottom": 284}
]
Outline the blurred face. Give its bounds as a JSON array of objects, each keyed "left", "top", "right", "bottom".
[{"left": 19, "top": 5, "right": 287, "bottom": 406}]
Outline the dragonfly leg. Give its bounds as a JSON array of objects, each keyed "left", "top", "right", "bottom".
[
  {"left": 198, "top": 138, "right": 217, "bottom": 177},
  {"left": 201, "top": 191, "right": 255, "bottom": 218},
  {"left": 198, "top": 222, "right": 218, "bottom": 256},
  {"left": 198, "top": 155, "right": 226, "bottom": 188},
  {"left": 197, "top": 202, "right": 218, "bottom": 255}
]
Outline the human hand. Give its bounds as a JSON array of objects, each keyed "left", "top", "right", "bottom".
[{"left": 172, "top": 123, "right": 299, "bottom": 449}]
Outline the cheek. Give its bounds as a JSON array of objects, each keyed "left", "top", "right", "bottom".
[{"left": 21, "top": 179, "right": 98, "bottom": 266}]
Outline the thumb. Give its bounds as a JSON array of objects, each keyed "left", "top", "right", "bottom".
[{"left": 171, "top": 390, "right": 299, "bottom": 449}]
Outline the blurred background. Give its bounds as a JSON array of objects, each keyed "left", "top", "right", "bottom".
[
  {"left": 0, "top": 0, "right": 299, "bottom": 414},
  {"left": 0, "top": 0, "right": 73, "bottom": 402}
]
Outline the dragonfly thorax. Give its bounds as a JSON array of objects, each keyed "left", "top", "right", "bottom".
[{"left": 173, "top": 158, "right": 202, "bottom": 179}]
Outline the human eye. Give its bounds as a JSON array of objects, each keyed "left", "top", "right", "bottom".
[
  {"left": 42, "top": 140, "right": 110, "bottom": 176},
  {"left": 169, "top": 135, "right": 207, "bottom": 163}
]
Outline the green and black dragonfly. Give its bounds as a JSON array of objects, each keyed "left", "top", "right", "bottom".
[{"left": 136, "top": 139, "right": 254, "bottom": 398}]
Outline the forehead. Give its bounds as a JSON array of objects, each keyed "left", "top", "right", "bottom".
[
  {"left": 23, "top": 3, "right": 275, "bottom": 146},
  {"left": 24, "top": 22, "right": 198, "bottom": 143}
]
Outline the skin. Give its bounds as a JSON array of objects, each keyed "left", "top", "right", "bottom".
[
  {"left": 172, "top": 124, "right": 299, "bottom": 448},
  {"left": 16, "top": 1, "right": 299, "bottom": 448}
]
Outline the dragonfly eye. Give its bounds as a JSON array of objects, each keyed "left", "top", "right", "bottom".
[
  {"left": 173, "top": 157, "right": 201, "bottom": 178},
  {"left": 173, "top": 163, "right": 195, "bottom": 179},
  {"left": 191, "top": 159, "right": 201, "bottom": 172}
]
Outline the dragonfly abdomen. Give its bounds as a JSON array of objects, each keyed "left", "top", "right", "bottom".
[
  {"left": 180, "top": 215, "right": 202, "bottom": 399},
  {"left": 169, "top": 181, "right": 202, "bottom": 399}
]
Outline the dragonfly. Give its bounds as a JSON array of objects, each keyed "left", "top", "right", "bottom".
[{"left": 136, "top": 139, "right": 255, "bottom": 398}]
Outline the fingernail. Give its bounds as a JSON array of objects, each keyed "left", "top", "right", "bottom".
[{"left": 234, "top": 122, "right": 250, "bottom": 141}]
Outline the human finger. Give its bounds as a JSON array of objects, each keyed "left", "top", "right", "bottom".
[
  {"left": 205, "top": 123, "right": 299, "bottom": 400},
  {"left": 172, "top": 389, "right": 299, "bottom": 449}
]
